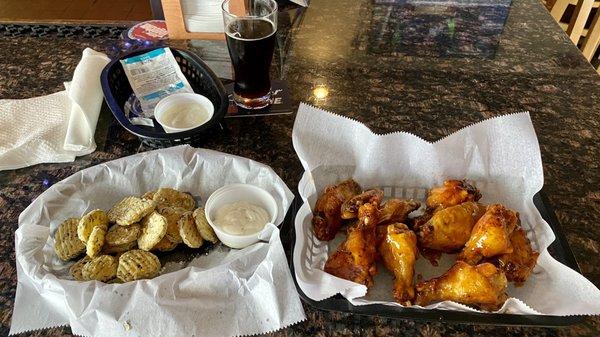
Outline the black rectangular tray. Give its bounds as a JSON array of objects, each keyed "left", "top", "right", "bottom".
[{"left": 284, "top": 191, "right": 586, "bottom": 327}]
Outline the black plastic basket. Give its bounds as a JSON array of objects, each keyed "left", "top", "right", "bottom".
[
  {"left": 101, "top": 47, "right": 228, "bottom": 148},
  {"left": 285, "top": 191, "right": 585, "bottom": 326}
]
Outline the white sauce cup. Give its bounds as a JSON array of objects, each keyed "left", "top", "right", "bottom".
[
  {"left": 154, "top": 93, "right": 214, "bottom": 133},
  {"left": 204, "top": 184, "right": 278, "bottom": 249}
]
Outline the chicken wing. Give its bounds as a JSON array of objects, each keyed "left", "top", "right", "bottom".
[
  {"left": 426, "top": 180, "right": 481, "bottom": 210},
  {"left": 324, "top": 202, "right": 379, "bottom": 287},
  {"left": 415, "top": 261, "right": 508, "bottom": 311},
  {"left": 410, "top": 208, "right": 436, "bottom": 231},
  {"left": 458, "top": 204, "right": 519, "bottom": 265},
  {"left": 340, "top": 189, "right": 384, "bottom": 219},
  {"left": 377, "top": 198, "right": 421, "bottom": 225},
  {"left": 490, "top": 227, "right": 539, "bottom": 284},
  {"left": 379, "top": 223, "right": 418, "bottom": 304},
  {"left": 374, "top": 199, "right": 420, "bottom": 247},
  {"left": 312, "top": 179, "right": 361, "bottom": 241},
  {"left": 415, "top": 202, "right": 487, "bottom": 252}
]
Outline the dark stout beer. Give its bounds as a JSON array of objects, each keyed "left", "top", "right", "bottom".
[{"left": 226, "top": 18, "right": 276, "bottom": 109}]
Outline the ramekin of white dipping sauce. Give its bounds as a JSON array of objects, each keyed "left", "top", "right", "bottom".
[
  {"left": 204, "top": 184, "right": 278, "bottom": 249},
  {"left": 154, "top": 93, "right": 214, "bottom": 133}
]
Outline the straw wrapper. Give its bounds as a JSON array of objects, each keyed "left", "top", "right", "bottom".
[
  {"left": 11, "top": 145, "right": 305, "bottom": 336},
  {"left": 292, "top": 103, "right": 600, "bottom": 315}
]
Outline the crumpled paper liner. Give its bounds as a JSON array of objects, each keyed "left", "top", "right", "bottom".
[
  {"left": 291, "top": 103, "right": 600, "bottom": 316},
  {"left": 11, "top": 145, "right": 306, "bottom": 336}
]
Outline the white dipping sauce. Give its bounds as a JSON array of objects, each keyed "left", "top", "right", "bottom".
[
  {"left": 214, "top": 201, "right": 270, "bottom": 235},
  {"left": 161, "top": 103, "right": 210, "bottom": 128}
]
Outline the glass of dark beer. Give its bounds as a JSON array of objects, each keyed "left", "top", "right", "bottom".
[{"left": 222, "top": 0, "right": 277, "bottom": 109}]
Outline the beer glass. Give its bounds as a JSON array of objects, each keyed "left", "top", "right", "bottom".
[{"left": 222, "top": 0, "right": 277, "bottom": 109}]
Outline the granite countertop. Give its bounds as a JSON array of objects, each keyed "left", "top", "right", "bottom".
[{"left": 1, "top": 0, "right": 600, "bottom": 335}]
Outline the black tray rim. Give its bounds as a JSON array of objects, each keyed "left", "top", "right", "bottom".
[
  {"left": 285, "top": 190, "right": 588, "bottom": 327},
  {"left": 100, "top": 46, "right": 229, "bottom": 140}
]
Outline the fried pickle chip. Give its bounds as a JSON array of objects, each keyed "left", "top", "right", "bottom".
[
  {"left": 153, "top": 188, "right": 195, "bottom": 211},
  {"left": 178, "top": 211, "right": 203, "bottom": 248},
  {"left": 108, "top": 196, "right": 156, "bottom": 226},
  {"left": 86, "top": 225, "right": 107, "bottom": 257},
  {"left": 117, "top": 249, "right": 161, "bottom": 282},
  {"left": 70, "top": 256, "right": 91, "bottom": 281},
  {"left": 153, "top": 236, "right": 178, "bottom": 252},
  {"left": 157, "top": 206, "right": 185, "bottom": 243},
  {"left": 102, "top": 240, "right": 137, "bottom": 254},
  {"left": 77, "top": 209, "right": 109, "bottom": 242},
  {"left": 82, "top": 255, "right": 118, "bottom": 282},
  {"left": 192, "top": 207, "right": 219, "bottom": 244},
  {"left": 106, "top": 278, "right": 123, "bottom": 284},
  {"left": 105, "top": 223, "right": 141, "bottom": 246},
  {"left": 54, "top": 218, "right": 86, "bottom": 260},
  {"left": 137, "top": 211, "right": 167, "bottom": 251},
  {"left": 141, "top": 191, "right": 155, "bottom": 200}
]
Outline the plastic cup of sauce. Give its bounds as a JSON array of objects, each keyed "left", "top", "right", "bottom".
[
  {"left": 154, "top": 93, "right": 214, "bottom": 133},
  {"left": 204, "top": 184, "right": 278, "bottom": 249}
]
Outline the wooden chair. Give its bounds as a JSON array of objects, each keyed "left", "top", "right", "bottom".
[
  {"left": 548, "top": 0, "right": 600, "bottom": 21},
  {"left": 581, "top": 6, "right": 600, "bottom": 62},
  {"left": 549, "top": 0, "right": 596, "bottom": 43},
  {"left": 548, "top": 0, "right": 600, "bottom": 71}
]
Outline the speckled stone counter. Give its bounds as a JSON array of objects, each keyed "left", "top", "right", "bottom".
[{"left": 1, "top": 0, "right": 600, "bottom": 335}]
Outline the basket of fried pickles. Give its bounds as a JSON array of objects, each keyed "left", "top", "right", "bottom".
[{"left": 54, "top": 187, "right": 218, "bottom": 283}]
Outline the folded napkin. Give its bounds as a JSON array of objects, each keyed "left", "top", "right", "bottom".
[{"left": 0, "top": 48, "right": 110, "bottom": 170}]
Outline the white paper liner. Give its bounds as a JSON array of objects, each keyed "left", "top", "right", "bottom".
[
  {"left": 11, "top": 145, "right": 306, "bottom": 336},
  {"left": 291, "top": 103, "right": 600, "bottom": 316}
]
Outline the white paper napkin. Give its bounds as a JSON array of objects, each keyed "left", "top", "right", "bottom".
[
  {"left": 291, "top": 103, "right": 600, "bottom": 316},
  {"left": 0, "top": 48, "right": 110, "bottom": 170},
  {"left": 10, "top": 145, "right": 306, "bottom": 337}
]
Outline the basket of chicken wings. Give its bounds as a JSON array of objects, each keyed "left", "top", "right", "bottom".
[
  {"left": 315, "top": 179, "right": 535, "bottom": 310},
  {"left": 290, "top": 104, "right": 600, "bottom": 325}
]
